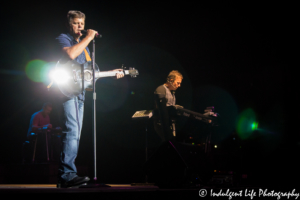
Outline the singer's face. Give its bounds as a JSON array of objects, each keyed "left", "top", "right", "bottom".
[
  {"left": 70, "top": 18, "right": 85, "bottom": 37},
  {"left": 172, "top": 77, "right": 182, "bottom": 90}
]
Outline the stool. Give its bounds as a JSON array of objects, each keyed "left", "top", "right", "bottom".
[
  {"left": 22, "top": 128, "right": 62, "bottom": 163},
  {"left": 24, "top": 128, "right": 50, "bottom": 163},
  {"left": 33, "top": 129, "right": 50, "bottom": 162}
]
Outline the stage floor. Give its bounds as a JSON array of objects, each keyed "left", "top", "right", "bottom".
[
  {"left": 0, "top": 184, "right": 203, "bottom": 198},
  {"left": 0, "top": 183, "right": 160, "bottom": 190},
  {"left": 0, "top": 184, "right": 149, "bottom": 188},
  {"left": 1, "top": 184, "right": 299, "bottom": 200}
]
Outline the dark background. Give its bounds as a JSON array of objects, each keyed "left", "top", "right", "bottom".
[{"left": 0, "top": 1, "right": 294, "bottom": 186}]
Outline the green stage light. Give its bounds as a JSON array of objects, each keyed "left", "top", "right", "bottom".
[
  {"left": 251, "top": 122, "right": 258, "bottom": 131},
  {"left": 25, "top": 59, "right": 46, "bottom": 82},
  {"left": 25, "top": 60, "right": 55, "bottom": 84},
  {"left": 236, "top": 108, "right": 257, "bottom": 140}
]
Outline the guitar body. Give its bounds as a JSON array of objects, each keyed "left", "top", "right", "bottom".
[
  {"left": 55, "top": 59, "right": 100, "bottom": 98},
  {"left": 54, "top": 59, "right": 138, "bottom": 98}
]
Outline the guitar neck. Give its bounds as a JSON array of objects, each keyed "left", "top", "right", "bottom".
[{"left": 96, "top": 70, "right": 130, "bottom": 78}]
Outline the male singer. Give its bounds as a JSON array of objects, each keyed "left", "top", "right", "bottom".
[{"left": 56, "top": 10, "right": 124, "bottom": 188}]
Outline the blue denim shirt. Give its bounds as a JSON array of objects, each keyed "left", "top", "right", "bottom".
[{"left": 56, "top": 33, "right": 91, "bottom": 101}]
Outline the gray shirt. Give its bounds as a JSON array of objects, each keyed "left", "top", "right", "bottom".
[
  {"left": 153, "top": 84, "right": 177, "bottom": 140},
  {"left": 154, "top": 84, "right": 176, "bottom": 106}
]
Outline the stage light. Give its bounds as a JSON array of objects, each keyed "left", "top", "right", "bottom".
[
  {"left": 49, "top": 69, "right": 69, "bottom": 84},
  {"left": 25, "top": 60, "right": 57, "bottom": 86},
  {"left": 252, "top": 122, "right": 258, "bottom": 131},
  {"left": 236, "top": 108, "right": 257, "bottom": 140},
  {"left": 214, "top": 145, "right": 217, "bottom": 148},
  {"left": 25, "top": 59, "right": 47, "bottom": 82}
]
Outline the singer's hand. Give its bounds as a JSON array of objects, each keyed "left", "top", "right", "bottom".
[
  {"left": 112, "top": 69, "right": 124, "bottom": 79},
  {"left": 86, "top": 29, "right": 98, "bottom": 40}
]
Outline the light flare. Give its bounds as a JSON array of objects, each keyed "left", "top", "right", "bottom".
[{"left": 49, "top": 69, "right": 69, "bottom": 84}]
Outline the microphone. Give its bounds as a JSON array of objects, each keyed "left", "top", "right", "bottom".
[
  {"left": 168, "top": 80, "right": 176, "bottom": 89},
  {"left": 80, "top": 30, "right": 102, "bottom": 38}
]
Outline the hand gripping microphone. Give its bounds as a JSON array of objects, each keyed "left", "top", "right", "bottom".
[{"left": 80, "top": 30, "right": 102, "bottom": 38}]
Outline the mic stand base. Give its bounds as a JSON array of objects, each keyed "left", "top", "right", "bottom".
[{"left": 80, "top": 180, "right": 111, "bottom": 188}]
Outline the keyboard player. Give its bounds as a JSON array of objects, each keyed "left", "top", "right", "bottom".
[
  {"left": 153, "top": 70, "right": 183, "bottom": 142},
  {"left": 26, "top": 102, "right": 61, "bottom": 161}
]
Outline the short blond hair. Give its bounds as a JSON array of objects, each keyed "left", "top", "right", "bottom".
[
  {"left": 166, "top": 70, "right": 183, "bottom": 83},
  {"left": 67, "top": 10, "right": 86, "bottom": 27}
]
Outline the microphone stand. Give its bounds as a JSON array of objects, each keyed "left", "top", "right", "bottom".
[{"left": 81, "top": 38, "right": 110, "bottom": 188}]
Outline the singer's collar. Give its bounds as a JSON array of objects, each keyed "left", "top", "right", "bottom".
[{"left": 66, "top": 33, "right": 81, "bottom": 43}]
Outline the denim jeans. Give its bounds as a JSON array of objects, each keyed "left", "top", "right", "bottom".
[{"left": 58, "top": 97, "right": 84, "bottom": 182}]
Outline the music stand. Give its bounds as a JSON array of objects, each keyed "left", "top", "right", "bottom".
[{"left": 131, "top": 110, "right": 155, "bottom": 186}]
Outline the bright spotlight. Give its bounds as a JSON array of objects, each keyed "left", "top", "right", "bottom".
[{"left": 49, "top": 69, "right": 69, "bottom": 84}]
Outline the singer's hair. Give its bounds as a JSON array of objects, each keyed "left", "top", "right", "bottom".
[
  {"left": 166, "top": 70, "right": 183, "bottom": 83},
  {"left": 67, "top": 10, "right": 86, "bottom": 27}
]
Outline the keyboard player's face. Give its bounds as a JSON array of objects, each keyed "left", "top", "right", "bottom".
[
  {"left": 44, "top": 106, "right": 52, "bottom": 115},
  {"left": 171, "top": 77, "right": 182, "bottom": 90}
]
